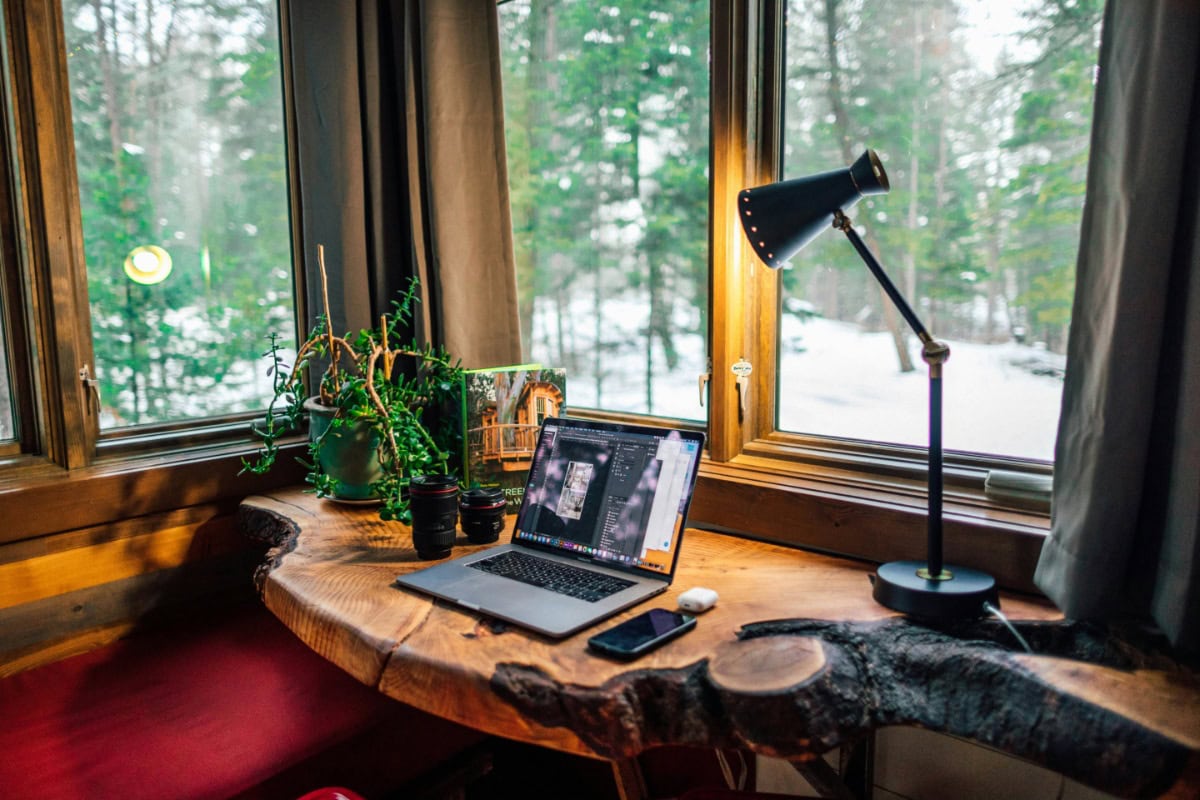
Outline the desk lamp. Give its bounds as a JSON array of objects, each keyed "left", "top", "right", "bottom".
[{"left": 737, "top": 149, "right": 998, "bottom": 619}]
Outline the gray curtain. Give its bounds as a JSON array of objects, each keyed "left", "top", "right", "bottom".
[
  {"left": 1036, "top": 0, "right": 1200, "bottom": 652},
  {"left": 286, "top": 0, "right": 522, "bottom": 369}
]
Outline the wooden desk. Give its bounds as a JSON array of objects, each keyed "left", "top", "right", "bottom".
[{"left": 239, "top": 489, "right": 1199, "bottom": 798}]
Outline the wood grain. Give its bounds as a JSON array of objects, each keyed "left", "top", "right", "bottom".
[{"left": 241, "top": 488, "right": 1199, "bottom": 798}]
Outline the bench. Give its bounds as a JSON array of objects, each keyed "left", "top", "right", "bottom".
[{"left": 0, "top": 602, "right": 485, "bottom": 800}]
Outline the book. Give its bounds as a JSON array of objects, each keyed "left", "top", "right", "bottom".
[{"left": 461, "top": 365, "right": 567, "bottom": 512}]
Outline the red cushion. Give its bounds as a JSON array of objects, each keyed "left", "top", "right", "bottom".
[{"left": 0, "top": 604, "right": 480, "bottom": 800}]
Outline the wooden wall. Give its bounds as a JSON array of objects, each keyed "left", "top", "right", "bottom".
[
  {"left": 0, "top": 450, "right": 303, "bottom": 676},
  {"left": 0, "top": 504, "right": 264, "bottom": 676}
]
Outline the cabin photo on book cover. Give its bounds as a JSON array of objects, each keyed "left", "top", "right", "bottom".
[{"left": 462, "top": 366, "right": 567, "bottom": 512}]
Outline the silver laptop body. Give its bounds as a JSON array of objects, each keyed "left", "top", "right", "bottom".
[{"left": 395, "top": 416, "right": 705, "bottom": 638}]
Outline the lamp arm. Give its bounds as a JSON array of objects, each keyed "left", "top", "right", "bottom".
[
  {"left": 832, "top": 210, "right": 949, "bottom": 580},
  {"left": 833, "top": 212, "right": 930, "bottom": 341}
]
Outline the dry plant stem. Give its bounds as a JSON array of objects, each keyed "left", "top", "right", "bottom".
[
  {"left": 287, "top": 335, "right": 356, "bottom": 397},
  {"left": 318, "top": 244, "right": 339, "bottom": 396},
  {"left": 380, "top": 315, "right": 393, "bottom": 381},
  {"left": 363, "top": 345, "right": 453, "bottom": 474},
  {"left": 365, "top": 346, "right": 404, "bottom": 471}
]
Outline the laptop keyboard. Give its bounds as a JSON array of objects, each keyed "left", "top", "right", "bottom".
[{"left": 469, "top": 550, "right": 636, "bottom": 603}]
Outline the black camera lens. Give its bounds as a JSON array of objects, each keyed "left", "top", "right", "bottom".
[
  {"left": 409, "top": 474, "right": 459, "bottom": 560},
  {"left": 459, "top": 487, "right": 507, "bottom": 544}
]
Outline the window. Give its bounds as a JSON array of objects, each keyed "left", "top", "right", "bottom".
[
  {"left": 0, "top": 0, "right": 300, "bottom": 481},
  {"left": 60, "top": 0, "right": 295, "bottom": 431},
  {"left": 501, "top": 1, "right": 1098, "bottom": 463},
  {"left": 0, "top": 266, "right": 14, "bottom": 444},
  {"left": 0, "top": 1, "right": 30, "bottom": 454},
  {"left": 775, "top": 0, "right": 1100, "bottom": 462},
  {"left": 501, "top": 0, "right": 1102, "bottom": 571},
  {"left": 499, "top": 0, "right": 710, "bottom": 420}
]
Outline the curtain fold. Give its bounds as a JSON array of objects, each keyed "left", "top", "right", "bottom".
[
  {"left": 1036, "top": 0, "right": 1200, "bottom": 651},
  {"left": 404, "top": 2, "right": 522, "bottom": 369},
  {"left": 287, "top": 0, "right": 522, "bottom": 369},
  {"left": 287, "top": 1, "right": 372, "bottom": 338}
]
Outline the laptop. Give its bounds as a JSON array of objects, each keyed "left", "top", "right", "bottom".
[{"left": 395, "top": 416, "right": 705, "bottom": 637}]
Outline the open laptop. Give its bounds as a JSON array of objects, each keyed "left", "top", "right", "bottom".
[{"left": 395, "top": 416, "right": 705, "bottom": 638}]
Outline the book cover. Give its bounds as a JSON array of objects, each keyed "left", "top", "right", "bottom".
[{"left": 461, "top": 365, "right": 567, "bottom": 512}]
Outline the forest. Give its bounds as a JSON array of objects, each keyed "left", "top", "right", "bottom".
[
  {"left": 35, "top": 0, "right": 1098, "bottom": 456},
  {"left": 63, "top": 0, "right": 293, "bottom": 429},
  {"left": 500, "top": 0, "right": 1100, "bottom": 456}
]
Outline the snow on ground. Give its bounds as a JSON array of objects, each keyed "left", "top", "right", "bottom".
[
  {"left": 776, "top": 315, "right": 1062, "bottom": 461},
  {"left": 533, "top": 299, "right": 1063, "bottom": 462}
]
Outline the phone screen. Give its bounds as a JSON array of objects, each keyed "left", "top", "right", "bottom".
[{"left": 587, "top": 608, "right": 695, "bottom": 658}]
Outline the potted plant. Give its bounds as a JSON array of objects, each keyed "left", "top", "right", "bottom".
[{"left": 241, "top": 245, "right": 462, "bottom": 522}]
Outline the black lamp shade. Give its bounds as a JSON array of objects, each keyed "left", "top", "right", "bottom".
[{"left": 738, "top": 150, "right": 890, "bottom": 269}]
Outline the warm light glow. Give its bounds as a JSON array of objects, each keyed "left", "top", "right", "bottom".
[{"left": 123, "top": 245, "right": 173, "bottom": 285}]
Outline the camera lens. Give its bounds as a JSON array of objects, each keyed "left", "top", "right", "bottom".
[
  {"left": 409, "top": 474, "right": 459, "bottom": 560},
  {"left": 459, "top": 487, "right": 507, "bottom": 544}
]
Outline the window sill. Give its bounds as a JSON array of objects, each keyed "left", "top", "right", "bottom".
[
  {"left": 744, "top": 433, "right": 1052, "bottom": 509},
  {"left": 0, "top": 441, "right": 307, "bottom": 546},
  {"left": 689, "top": 454, "right": 1050, "bottom": 595}
]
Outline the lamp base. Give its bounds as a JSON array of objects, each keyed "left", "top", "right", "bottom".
[{"left": 871, "top": 560, "right": 998, "bottom": 620}]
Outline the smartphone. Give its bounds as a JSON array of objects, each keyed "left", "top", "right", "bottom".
[{"left": 587, "top": 608, "right": 696, "bottom": 660}]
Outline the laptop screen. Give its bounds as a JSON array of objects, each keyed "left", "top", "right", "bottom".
[{"left": 512, "top": 417, "right": 704, "bottom": 578}]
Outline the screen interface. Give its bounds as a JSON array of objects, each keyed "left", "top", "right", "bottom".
[{"left": 513, "top": 421, "right": 701, "bottom": 575}]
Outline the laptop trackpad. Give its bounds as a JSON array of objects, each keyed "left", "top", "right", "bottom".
[
  {"left": 408, "top": 570, "right": 523, "bottom": 609},
  {"left": 438, "top": 572, "right": 495, "bottom": 601},
  {"left": 446, "top": 570, "right": 583, "bottom": 620}
]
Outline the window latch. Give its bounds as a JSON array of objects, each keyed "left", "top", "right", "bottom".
[
  {"left": 79, "top": 365, "right": 101, "bottom": 416},
  {"left": 732, "top": 358, "right": 752, "bottom": 419},
  {"left": 698, "top": 371, "right": 710, "bottom": 407}
]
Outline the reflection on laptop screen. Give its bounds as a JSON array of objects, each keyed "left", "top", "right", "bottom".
[{"left": 513, "top": 421, "right": 701, "bottom": 575}]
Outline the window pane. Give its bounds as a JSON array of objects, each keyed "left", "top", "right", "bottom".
[
  {"left": 778, "top": 0, "right": 1100, "bottom": 461},
  {"left": 0, "top": 297, "right": 13, "bottom": 442},
  {"left": 500, "top": 1, "right": 710, "bottom": 420},
  {"left": 0, "top": 5, "right": 18, "bottom": 445},
  {"left": 62, "top": 0, "right": 295, "bottom": 429}
]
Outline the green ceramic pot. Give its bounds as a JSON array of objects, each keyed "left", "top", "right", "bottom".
[{"left": 303, "top": 397, "right": 383, "bottom": 501}]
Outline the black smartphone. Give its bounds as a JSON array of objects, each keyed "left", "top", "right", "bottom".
[{"left": 587, "top": 608, "right": 696, "bottom": 660}]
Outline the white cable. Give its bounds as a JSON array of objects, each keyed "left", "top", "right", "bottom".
[{"left": 984, "top": 601, "right": 1033, "bottom": 654}]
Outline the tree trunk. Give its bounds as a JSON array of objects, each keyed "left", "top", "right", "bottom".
[
  {"left": 518, "top": 3, "right": 553, "bottom": 361},
  {"left": 904, "top": 4, "right": 922, "bottom": 305},
  {"left": 822, "top": 0, "right": 915, "bottom": 373},
  {"left": 95, "top": 0, "right": 123, "bottom": 166}
]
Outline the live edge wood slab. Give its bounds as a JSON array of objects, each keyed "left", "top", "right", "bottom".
[{"left": 239, "top": 488, "right": 1199, "bottom": 799}]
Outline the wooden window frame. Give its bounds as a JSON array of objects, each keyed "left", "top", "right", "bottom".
[
  {"left": 0, "top": 0, "right": 307, "bottom": 541},
  {"left": 571, "top": 1, "right": 1051, "bottom": 593},
  {"left": 701, "top": 0, "right": 1049, "bottom": 592}
]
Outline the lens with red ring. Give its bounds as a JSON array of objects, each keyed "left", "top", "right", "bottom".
[
  {"left": 459, "top": 487, "right": 507, "bottom": 544},
  {"left": 409, "top": 474, "right": 459, "bottom": 559}
]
